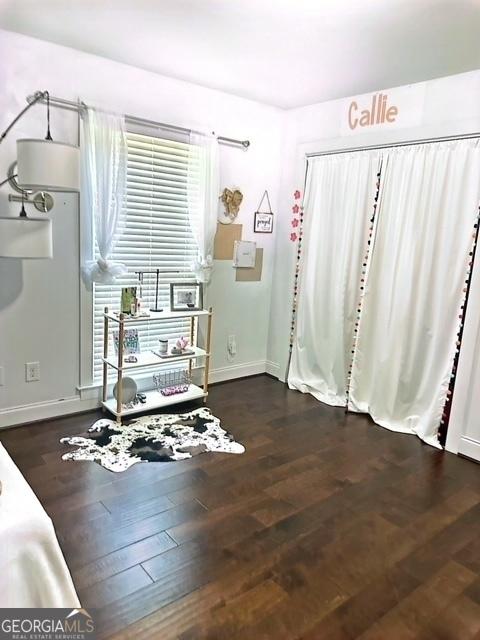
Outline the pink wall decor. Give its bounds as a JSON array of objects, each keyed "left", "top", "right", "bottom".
[{"left": 289, "top": 189, "right": 305, "bottom": 352}]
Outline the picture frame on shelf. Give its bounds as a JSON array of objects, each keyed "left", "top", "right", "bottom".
[{"left": 170, "top": 282, "right": 204, "bottom": 312}]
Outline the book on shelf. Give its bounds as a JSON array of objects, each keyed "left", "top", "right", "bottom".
[{"left": 113, "top": 328, "right": 140, "bottom": 355}]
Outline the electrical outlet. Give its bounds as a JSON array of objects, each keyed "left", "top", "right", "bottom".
[
  {"left": 0, "top": 366, "right": 4, "bottom": 386},
  {"left": 227, "top": 334, "right": 237, "bottom": 357},
  {"left": 25, "top": 361, "right": 40, "bottom": 382}
]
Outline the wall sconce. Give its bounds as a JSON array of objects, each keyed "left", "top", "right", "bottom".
[
  {"left": 0, "top": 90, "right": 80, "bottom": 258},
  {"left": 5, "top": 161, "right": 54, "bottom": 213},
  {"left": 0, "top": 204, "right": 52, "bottom": 259},
  {"left": 17, "top": 138, "right": 80, "bottom": 193}
]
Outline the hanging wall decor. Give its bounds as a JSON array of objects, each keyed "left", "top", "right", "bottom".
[
  {"left": 233, "top": 240, "right": 257, "bottom": 268},
  {"left": 289, "top": 188, "right": 305, "bottom": 352},
  {"left": 253, "top": 190, "right": 274, "bottom": 233},
  {"left": 218, "top": 187, "right": 244, "bottom": 224},
  {"left": 213, "top": 223, "right": 243, "bottom": 259},
  {"left": 235, "top": 248, "right": 264, "bottom": 282},
  {"left": 290, "top": 191, "right": 302, "bottom": 243}
]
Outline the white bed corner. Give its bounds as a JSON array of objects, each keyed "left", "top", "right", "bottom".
[{"left": 0, "top": 442, "right": 80, "bottom": 608}]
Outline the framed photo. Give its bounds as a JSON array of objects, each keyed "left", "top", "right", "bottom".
[
  {"left": 254, "top": 211, "right": 273, "bottom": 234},
  {"left": 170, "top": 282, "right": 204, "bottom": 312}
]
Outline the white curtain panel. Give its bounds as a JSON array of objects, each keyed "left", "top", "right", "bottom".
[
  {"left": 349, "top": 139, "right": 480, "bottom": 447},
  {"left": 187, "top": 132, "right": 220, "bottom": 283},
  {"left": 82, "top": 107, "right": 128, "bottom": 284},
  {"left": 288, "top": 151, "right": 382, "bottom": 406}
]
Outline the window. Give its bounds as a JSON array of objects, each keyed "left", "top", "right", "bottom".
[{"left": 92, "top": 131, "right": 198, "bottom": 381}]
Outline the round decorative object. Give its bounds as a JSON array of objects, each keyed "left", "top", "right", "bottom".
[
  {"left": 113, "top": 376, "right": 137, "bottom": 404},
  {"left": 218, "top": 187, "right": 243, "bottom": 225}
]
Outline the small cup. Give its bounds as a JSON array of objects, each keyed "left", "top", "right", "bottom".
[{"left": 159, "top": 339, "right": 168, "bottom": 355}]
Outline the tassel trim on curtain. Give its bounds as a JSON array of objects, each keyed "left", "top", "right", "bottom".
[
  {"left": 345, "top": 164, "right": 383, "bottom": 410},
  {"left": 437, "top": 207, "right": 480, "bottom": 445}
]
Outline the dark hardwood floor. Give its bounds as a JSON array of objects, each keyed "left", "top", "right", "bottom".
[{"left": 2, "top": 375, "right": 480, "bottom": 639}]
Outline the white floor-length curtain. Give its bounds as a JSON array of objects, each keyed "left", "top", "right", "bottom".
[
  {"left": 187, "top": 132, "right": 219, "bottom": 284},
  {"left": 288, "top": 151, "right": 382, "bottom": 406},
  {"left": 349, "top": 139, "right": 480, "bottom": 447},
  {"left": 82, "top": 107, "right": 128, "bottom": 284}
]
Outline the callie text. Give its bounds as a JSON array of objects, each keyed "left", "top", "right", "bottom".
[{"left": 348, "top": 93, "right": 398, "bottom": 130}]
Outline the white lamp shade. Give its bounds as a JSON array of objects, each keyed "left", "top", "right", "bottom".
[
  {"left": 17, "top": 138, "right": 80, "bottom": 192},
  {"left": 0, "top": 216, "right": 53, "bottom": 258}
]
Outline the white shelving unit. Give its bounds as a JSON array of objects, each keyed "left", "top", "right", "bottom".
[
  {"left": 102, "top": 306, "right": 213, "bottom": 424},
  {"left": 102, "top": 347, "right": 208, "bottom": 372}
]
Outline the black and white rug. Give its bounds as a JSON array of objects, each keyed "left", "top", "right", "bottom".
[{"left": 60, "top": 407, "right": 245, "bottom": 472}]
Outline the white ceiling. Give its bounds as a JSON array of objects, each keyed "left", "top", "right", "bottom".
[{"left": 1, "top": 0, "right": 480, "bottom": 109}]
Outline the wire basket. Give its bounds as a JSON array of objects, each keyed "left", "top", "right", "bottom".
[{"left": 153, "top": 368, "right": 191, "bottom": 396}]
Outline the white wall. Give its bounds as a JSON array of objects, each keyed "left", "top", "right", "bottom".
[{"left": 0, "top": 29, "right": 284, "bottom": 427}]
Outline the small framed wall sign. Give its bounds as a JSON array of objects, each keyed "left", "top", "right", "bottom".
[
  {"left": 170, "top": 282, "right": 204, "bottom": 312},
  {"left": 254, "top": 211, "right": 273, "bottom": 233},
  {"left": 254, "top": 190, "right": 274, "bottom": 233}
]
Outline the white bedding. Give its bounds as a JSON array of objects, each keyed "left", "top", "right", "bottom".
[{"left": 0, "top": 442, "right": 80, "bottom": 608}]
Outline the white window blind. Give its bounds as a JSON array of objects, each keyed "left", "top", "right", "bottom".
[{"left": 92, "top": 131, "right": 198, "bottom": 381}]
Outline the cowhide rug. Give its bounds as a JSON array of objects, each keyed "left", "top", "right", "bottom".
[{"left": 60, "top": 407, "right": 245, "bottom": 472}]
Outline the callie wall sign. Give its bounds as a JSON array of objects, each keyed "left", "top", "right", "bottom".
[
  {"left": 340, "top": 83, "right": 426, "bottom": 136},
  {"left": 348, "top": 93, "right": 398, "bottom": 130}
]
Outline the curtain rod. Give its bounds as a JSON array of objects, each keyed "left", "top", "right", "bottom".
[
  {"left": 26, "top": 91, "right": 251, "bottom": 150},
  {"left": 306, "top": 131, "right": 480, "bottom": 158}
]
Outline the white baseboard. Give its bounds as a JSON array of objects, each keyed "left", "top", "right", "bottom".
[
  {"left": 266, "top": 360, "right": 282, "bottom": 380},
  {"left": 0, "top": 396, "right": 100, "bottom": 430},
  {"left": 209, "top": 360, "right": 266, "bottom": 384},
  {"left": 0, "top": 360, "right": 269, "bottom": 429},
  {"left": 458, "top": 435, "right": 480, "bottom": 463}
]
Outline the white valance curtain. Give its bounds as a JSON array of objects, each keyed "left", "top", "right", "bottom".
[
  {"left": 82, "top": 107, "right": 128, "bottom": 284},
  {"left": 288, "top": 151, "right": 382, "bottom": 406},
  {"left": 187, "top": 132, "right": 220, "bottom": 283},
  {"left": 290, "top": 138, "right": 480, "bottom": 448}
]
